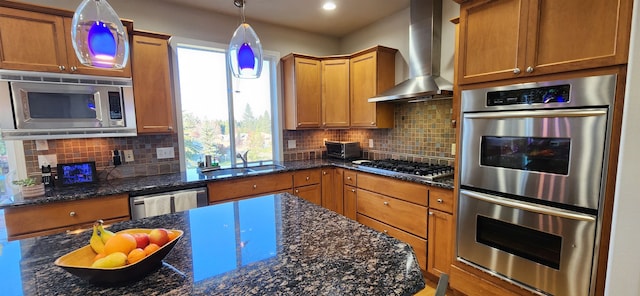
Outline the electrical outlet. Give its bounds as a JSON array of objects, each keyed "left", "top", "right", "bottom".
[
  {"left": 37, "top": 154, "right": 57, "bottom": 167},
  {"left": 287, "top": 140, "right": 296, "bottom": 149},
  {"left": 35, "top": 140, "right": 49, "bottom": 151},
  {"left": 156, "top": 147, "right": 175, "bottom": 159},
  {"left": 451, "top": 143, "right": 456, "bottom": 156},
  {"left": 323, "top": 138, "right": 327, "bottom": 144},
  {"left": 123, "top": 150, "right": 134, "bottom": 162},
  {"left": 368, "top": 139, "right": 374, "bottom": 148}
]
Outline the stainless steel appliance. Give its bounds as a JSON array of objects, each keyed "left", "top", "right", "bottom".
[
  {"left": 325, "top": 141, "right": 361, "bottom": 159},
  {"left": 354, "top": 159, "right": 454, "bottom": 181},
  {"left": 130, "top": 187, "right": 208, "bottom": 220},
  {"left": 0, "top": 70, "right": 137, "bottom": 140},
  {"left": 457, "top": 74, "right": 617, "bottom": 296}
]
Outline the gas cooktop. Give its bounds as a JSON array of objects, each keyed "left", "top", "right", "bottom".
[{"left": 353, "top": 159, "right": 454, "bottom": 181}]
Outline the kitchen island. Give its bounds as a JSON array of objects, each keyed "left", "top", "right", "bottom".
[{"left": 0, "top": 193, "right": 425, "bottom": 295}]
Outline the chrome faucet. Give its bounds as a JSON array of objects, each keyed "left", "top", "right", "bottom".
[{"left": 236, "top": 150, "right": 249, "bottom": 168}]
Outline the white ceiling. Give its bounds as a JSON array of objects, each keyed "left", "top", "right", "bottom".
[{"left": 156, "top": 0, "right": 410, "bottom": 38}]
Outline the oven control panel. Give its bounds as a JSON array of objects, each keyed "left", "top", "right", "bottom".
[{"left": 487, "top": 84, "right": 571, "bottom": 106}]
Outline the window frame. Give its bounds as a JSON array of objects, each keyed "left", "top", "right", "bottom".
[{"left": 168, "top": 37, "right": 283, "bottom": 172}]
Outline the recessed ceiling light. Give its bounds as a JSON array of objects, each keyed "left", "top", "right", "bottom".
[{"left": 322, "top": 2, "right": 336, "bottom": 10}]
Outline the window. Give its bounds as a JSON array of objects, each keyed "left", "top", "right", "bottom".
[
  {"left": 170, "top": 38, "right": 281, "bottom": 178},
  {"left": 0, "top": 140, "right": 26, "bottom": 200}
]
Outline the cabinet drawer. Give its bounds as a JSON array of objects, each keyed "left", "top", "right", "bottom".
[
  {"left": 356, "top": 189, "right": 427, "bottom": 238},
  {"left": 208, "top": 173, "right": 293, "bottom": 202},
  {"left": 357, "top": 173, "right": 428, "bottom": 206},
  {"left": 429, "top": 186, "right": 454, "bottom": 214},
  {"left": 293, "top": 169, "right": 321, "bottom": 187},
  {"left": 357, "top": 213, "right": 426, "bottom": 270},
  {"left": 5, "top": 194, "right": 129, "bottom": 238},
  {"left": 344, "top": 170, "right": 357, "bottom": 186}
]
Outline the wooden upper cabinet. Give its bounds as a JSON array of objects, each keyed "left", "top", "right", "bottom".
[
  {"left": 458, "top": 0, "right": 632, "bottom": 85},
  {"left": 131, "top": 31, "right": 175, "bottom": 134},
  {"left": 350, "top": 46, "right": 396, "bottom": 128},
  {"left": 0, "top": 6, "right": 131, "bottom": 77},
  {"left": 282, "top": 54, "right": 322, "bottom": 129},
  {"left": 321, "top": 58, "right": 350, "bottom": 128}
]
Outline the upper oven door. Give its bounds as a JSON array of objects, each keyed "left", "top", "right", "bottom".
[{"left": 460, "top": 107, "right": 608, "bottom": 210}]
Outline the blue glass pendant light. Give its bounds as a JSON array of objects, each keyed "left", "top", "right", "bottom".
[
  {"left": 228, "top": 0, "right": 263, "bottom": 78},
  {"left": 71, "top": 0, "right": 129, "bottom": 69}
]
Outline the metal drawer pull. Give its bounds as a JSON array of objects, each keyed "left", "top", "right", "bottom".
[
  {"left": 69, "top": 211, "right": 76, "bottom": 217},
  {"left": 347, "top": 176, "right": 352, "bottom": 180},
  {"left": 351, "top": 189, "right": 356, "bottom": 192},
  {"left": 306, "top": 176, "right": 310, "bottom": 181},
  {"left": 253, "top": 184, "right": 257, "bottom": 189},
  {"left": 383, "top": 201, "right": 389, "bottom": 206},
  {"left": 323, "top": 171, "right": 327, "bottom": 175},
  {"left": 428, "top": 212, "right": 433, "bottom": 215},
  {"left": 295, "top": 189, "right": 299, "bottom": 193},
  {"left": 437, "top": 198, "right": 443, "bottom": 203},
  {"left": 383, "top": 230, "right": 388, "bottom": 234}
]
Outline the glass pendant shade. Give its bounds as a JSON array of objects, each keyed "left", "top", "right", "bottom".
[
  {"left": 228, "top": 23, "right": 263, "bottom": 78},
  {"left": 71, "top": 0, "right": 129, "bottom": 69}
]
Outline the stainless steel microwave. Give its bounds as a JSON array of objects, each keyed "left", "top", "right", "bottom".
[
  {"left": 325, "top": 141, "right": 361, "bottom": 159},
  {"left": 0, "top": 70, "right": 137, "bottom": 140}
]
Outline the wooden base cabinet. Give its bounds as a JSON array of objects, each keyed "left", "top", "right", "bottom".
[
  {"left": 293, "top": 169, "right": 322, "bottom": 205},
  {"left": 321, "top": 168, "right": 344, "bottom": 214},
  {"left": 458, "top": 0, "right": 632, "bottom": 85},
  {"left": 4, "top": 194, "right": 130, "bottom": 240},
  {"left": 0, "top": 4, "right": 131, "bottom": 77},
  {"left": 132, "top": 31, "right": 175, "bottom": 134},
  {"left": 428, "top": 209, "right": 453, "bottom": 276}
]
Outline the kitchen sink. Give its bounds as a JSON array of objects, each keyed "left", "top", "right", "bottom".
[
  {"left": 247, "top": 164, "right": 286, "bottom": 172},
  {"left": 208, "top": 167, "right": 254, "bottom": 176}
]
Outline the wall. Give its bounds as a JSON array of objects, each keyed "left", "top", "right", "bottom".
[
  {"left": 20, "top": 0, "right": 341, "bottom": 57},
  {"left": 23, "top": 135, "right": 180, "bottom": 180},
  {"left": 605, "top": 0, "right": 640, "bottom": 293}
]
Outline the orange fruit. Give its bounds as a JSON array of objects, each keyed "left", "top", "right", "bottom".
[
  {"left": 143, "top": 243, "right": 160, "bottom": 255},
  {"left": 127, "top": 248, "right": 146, "bottom": 264},
  {"left": 93, "top": 252, "right": 107, "bottom": 262},
  {"left": 103, "top": 233, "right": 137, "bottom": 255},
  {"left": 167, "top": 230, "right": 178, "bottom": 241}
]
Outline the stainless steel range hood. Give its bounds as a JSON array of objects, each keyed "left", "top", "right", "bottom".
[{"left": 369, "top": 0, "right": 453, "bottom": 103}]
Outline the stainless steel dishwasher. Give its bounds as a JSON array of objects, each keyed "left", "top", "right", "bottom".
[{"left": 130, "top": 187, "right": 208, "bottom": 220}]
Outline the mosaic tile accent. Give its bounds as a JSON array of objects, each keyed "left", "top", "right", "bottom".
[
  {"left": 23, "top": 134, "right": 180, "bottom": 181},
  {"left": 283, "top": 100, "right": 455, "bottom": 165}
]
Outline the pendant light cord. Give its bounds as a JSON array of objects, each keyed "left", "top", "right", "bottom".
[{"left": 234, "top": 0, "right": 246, "bottom": 23}]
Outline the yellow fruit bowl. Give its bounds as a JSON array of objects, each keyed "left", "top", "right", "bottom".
[{"left": 54, "top": 228, "right": 183, "bottom": 286}]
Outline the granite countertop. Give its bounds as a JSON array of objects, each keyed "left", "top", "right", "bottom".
[
  {"left": 0, "top": 159, "right": 454, "bottom": 209},
  {"left": 2, "top": 193, "right": 425, "bottom": 295}
]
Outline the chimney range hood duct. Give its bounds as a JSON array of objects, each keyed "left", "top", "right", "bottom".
[{"left": 369, "top": 0, "right": 453, "bottom": 103}]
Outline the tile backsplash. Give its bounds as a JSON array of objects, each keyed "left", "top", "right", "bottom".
[
  {"left": 283, "top": 99, "right": 455, "bottom": 165},
  {"left": 24, "top": 134, "right": 180, "bottom": 181}
]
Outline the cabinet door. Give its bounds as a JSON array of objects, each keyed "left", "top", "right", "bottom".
[
  {"left": 295, "top": 183, "right": 322, "bottom": 206},
  {"left": 458, "top": 0, "right": 529, "bottom": 84},
  {"left": 343, "top": 185, "right": 357, "bottom": 220},
  {"left": 0, "top": 7, "right": 69, "bottom": 72},
  {"left": 132, "top": 34, "right": 175, "bottom": 134},
  {"left": 350, "top": 52, "right": 378, "bottom": 127},
  {"left": 428, "top": 209, "right": 453, "bottom": 277},
  {"left": 285, "top": 57, "right": 321, "bottom": 129},
  {"left": 321, "top": 168, "right": 344, "bottom": 214},
  {"left": 321, "top": 59, "right": 350, "bottom": 127},
  {"left": 525, "top": 0, "right": 632, "bottom": 76},
  {"left": 62, "top": 18, "right": 132, "bottom": 78}
]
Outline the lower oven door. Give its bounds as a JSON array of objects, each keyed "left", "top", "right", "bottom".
[{"left": 457, "top": 189, "right": 597, "bottom": 296}]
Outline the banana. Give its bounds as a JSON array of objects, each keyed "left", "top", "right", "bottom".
[
  {"left": 89, "top": 224, "right": 105, "bottom": 254},
  {"left": 97, "top": 220, "right": 115, "bottom": 244}
]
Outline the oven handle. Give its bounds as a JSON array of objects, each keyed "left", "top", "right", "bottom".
[
  {"left": 461, "top": 189, "right": 596, "bottom": 222},
  {"left": 463, "top": 109, "right": 606, "bottom": 119}
]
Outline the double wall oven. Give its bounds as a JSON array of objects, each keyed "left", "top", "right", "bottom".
[{"left": 457, "top": 74, "right": 617, "bottom": 296}]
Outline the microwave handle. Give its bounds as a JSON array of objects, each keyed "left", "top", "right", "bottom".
[
  {"left": 93, "top": 91, "right": 104, "bottom": 124},
  {"left": 460, "top": 189, "right": 596, "bottom": 222},
  {"left": 464, "top": 109, "right": 606, "bottom": 120}
]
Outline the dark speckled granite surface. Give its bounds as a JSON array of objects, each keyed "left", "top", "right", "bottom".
[
  {"left": 0, "top": 159, "right": 453, "bottom": 209},
  {"left": 3, "top": 193, "right": 425, "bottom": 295}
]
